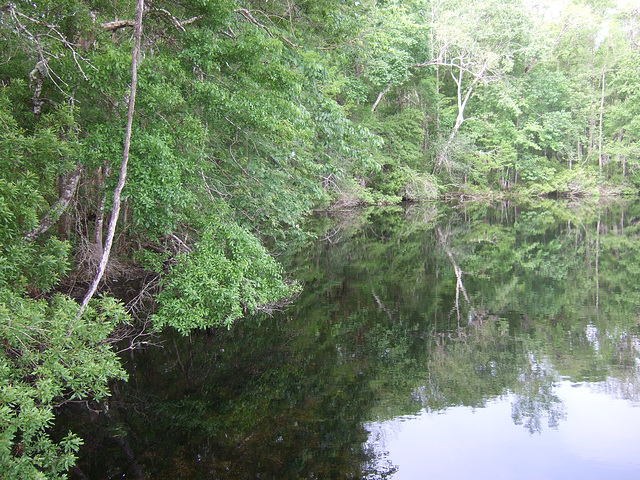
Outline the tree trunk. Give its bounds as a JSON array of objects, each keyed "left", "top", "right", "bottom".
[
  {"left": 589, "top": 114, "right": 595, "bottom": 160},
  {"left": 449, "top": 68, "right": 465, "bottom": 143},
  {"left": 24, "top": 167, "right": 82, "bottom": 243},
  {"left": 371, "top": 83, "right": 392, "bottom": 112},
  {"left": 78, "top": 0, "right": 144, "bottom": 317},
  {"left": 618, "top": 129, "right": 626, "bottom": 177},
  {"left": 448, "top": 66, "right": 476, "bottom": 144},
  {"left": 598, "top": 69, "right": 606, "bottom": 176},
  {"left": 435, "top": 62, "right": 441, "bottom": 141}
]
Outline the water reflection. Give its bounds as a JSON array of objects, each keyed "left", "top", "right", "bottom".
[
  {"left": 366, "top": 380, "right": 640, "bottom": 480},
  {"left": 63, "top": 199, "right": 640, "bottom": 479}
]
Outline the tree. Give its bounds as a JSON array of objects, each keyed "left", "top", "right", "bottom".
[
  {"left": 0, "top": 84, "right": 131, "bottom": 477},
  {"left": 79, "top": 0, "right": 144, "bottom": 315},
  {"left": 415, "top": 0, "right": 534, "bottom": 177},
  {"left": 0, "top": 0, "right": 382, "bottom": 474}
]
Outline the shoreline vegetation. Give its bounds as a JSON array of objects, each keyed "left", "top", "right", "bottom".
[
  {"left": 2, "top": 0, "right": 640, "bottom": 477},
  {"left": 323, "top": 176, "right": 636, "bottom": 212}
]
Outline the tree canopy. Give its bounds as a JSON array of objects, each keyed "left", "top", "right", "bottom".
[{"left": 2, "top": 0, "right": 640, "bottom": 476}]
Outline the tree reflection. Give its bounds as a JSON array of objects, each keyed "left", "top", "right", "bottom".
[
  {"left": 510, "top": 356, "right": 567, "bottom": 434},
  {"left": 61, "top": 198, "right": 640, "bottom": 477}
]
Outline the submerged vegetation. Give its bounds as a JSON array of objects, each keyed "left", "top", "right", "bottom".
[{"left": 1, "top": 0, "right": 640, "bottom": 476}]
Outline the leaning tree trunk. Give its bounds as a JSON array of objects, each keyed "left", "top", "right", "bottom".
[
  {"left": 24, "top": 167, "right": 82, "bottom": 243},
  {"left": 78, "top": 0, "right": 144, "bottom": 317}
]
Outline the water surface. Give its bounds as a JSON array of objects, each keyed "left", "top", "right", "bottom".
[
  {"left": 367, "top": 381, "right": 640, "bottom": 479},
  {"left": 65, "top": 199, "right": 640, "bottom": 479}
]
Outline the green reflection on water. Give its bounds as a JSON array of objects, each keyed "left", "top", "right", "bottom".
[{"left": 68, "top": 199, "right": 640, "bottom": 479}]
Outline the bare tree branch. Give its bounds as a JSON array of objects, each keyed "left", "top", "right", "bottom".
[
  {"left": 235, "top": 8, "right": 299, "bottom": 48},
  {"left": 101, "top": 19, "right": 136, "bottom": 32}
]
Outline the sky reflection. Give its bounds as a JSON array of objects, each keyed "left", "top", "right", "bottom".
[{"left": 366, "top": 380, "right": 640, "bottom": 480}]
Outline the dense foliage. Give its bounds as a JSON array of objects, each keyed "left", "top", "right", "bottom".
[{"left": 1, "top": 0, "right": 640, "bottom": 476}]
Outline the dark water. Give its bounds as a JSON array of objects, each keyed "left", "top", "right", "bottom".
[{"left": 65, "top": 199, "right": 640, "bottom": 479}]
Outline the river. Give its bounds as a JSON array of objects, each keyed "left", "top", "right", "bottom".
[{"left": 64, "top": 198, "right": 640, "bottom": 479}]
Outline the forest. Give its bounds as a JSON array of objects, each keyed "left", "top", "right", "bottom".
[{"left": 1, "top": 0, "right": 639, "bottom": 476}]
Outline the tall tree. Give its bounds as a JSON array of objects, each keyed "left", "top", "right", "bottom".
[
  {"left": 415, "top": 0, "right": 534, "bottom": 176},
  {"left": 79, "top": 0, "right": 144, "bottom": 315}
]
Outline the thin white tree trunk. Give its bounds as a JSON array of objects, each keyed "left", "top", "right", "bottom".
[
  {"left": 78, "top": 0, "right": 144, "bottom": 317},
  {"left": 448, "top": 67, "right": 475, "bottom": 143},
  {"left": 436, "top": 227, "right": 476, "bottom": 323},
  {"left": 598, "top": 69, "right": 606, "bottom": 176}
]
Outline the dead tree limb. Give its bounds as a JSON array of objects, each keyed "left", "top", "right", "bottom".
[{"left": 101, "top": 19, "right": 136, "bottom": 31}]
